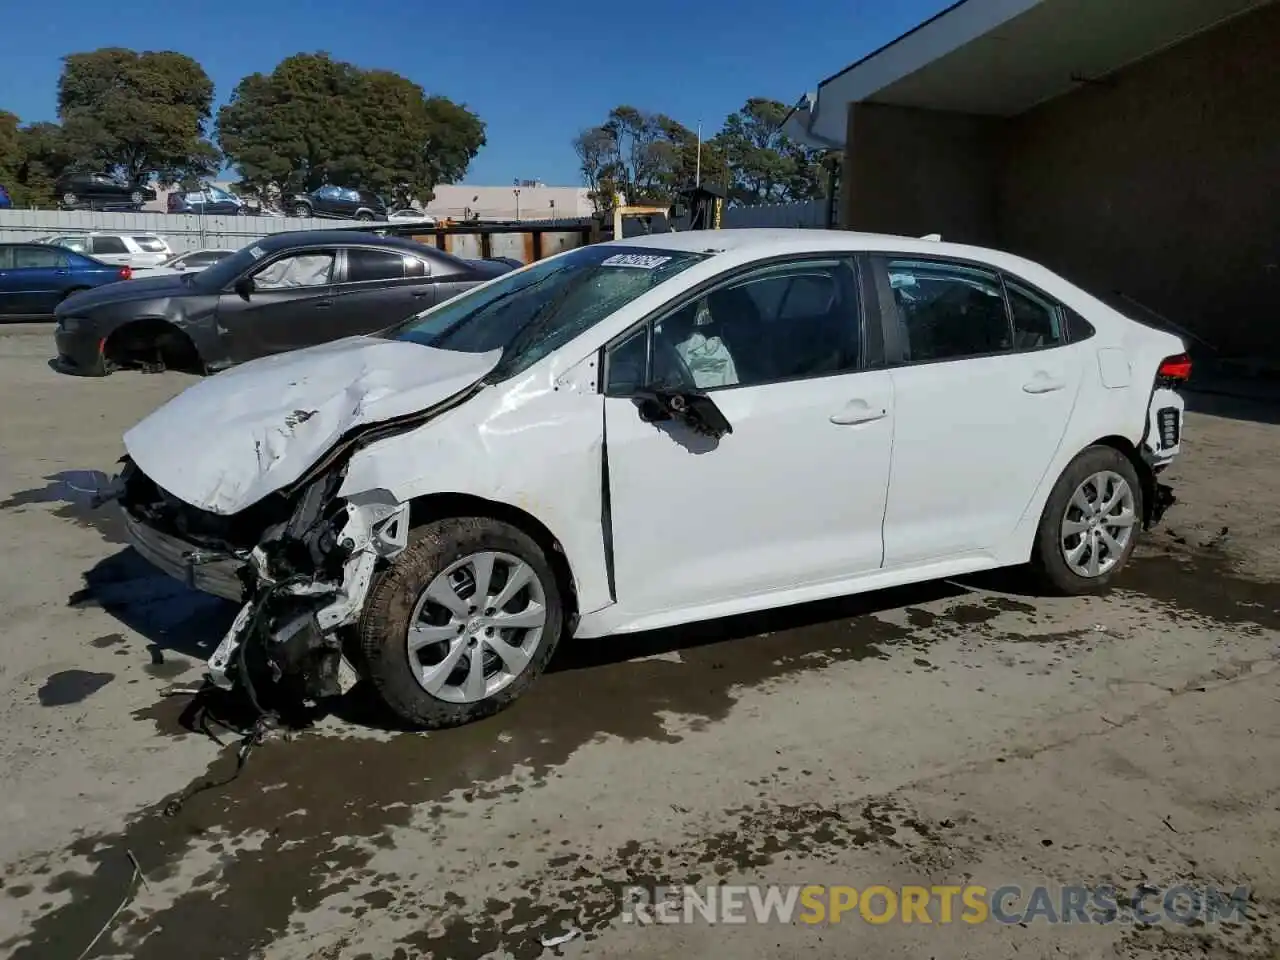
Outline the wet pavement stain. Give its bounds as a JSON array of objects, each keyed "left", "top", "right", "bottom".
[
  {"left": 36, "top": 670, "right": 114, "bottom": 707},
  {"left": 1118, "top": 544, "right": 1280, "bottom": 630},
  {"left": 7, "top": 541, "right": 1276, "bottom": 959},
  {"left": 0, "top": 471, "right": 128, "bottom": 544},
  {"left": 4, "top": 584, "right": 954, "bottom": 960},
  {"left": 90, "top": 632, "right": 126, "bottom": 649},
  {"left": 398, "top": 796, "right": 954, "bottom": 959}
]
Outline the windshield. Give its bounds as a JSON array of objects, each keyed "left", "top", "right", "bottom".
[{"left": 383, "top": 245, "right": 708, "bottom": 379}]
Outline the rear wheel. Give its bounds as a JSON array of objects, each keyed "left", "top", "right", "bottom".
[
  {"left": 359, "top": 517, "right": 563, "bottom": 728},
  {"left": 356, "top": 211, "right": 375, "bottom": 222},
  {"left": 61, "top": 192, "right": 77, "bottom": 207},
  {"left": 290, "top": 202, "right": 311, "bottom": 218},
  {"left": 1031, "top": 445, "right": 1144, "bottom": 594}
]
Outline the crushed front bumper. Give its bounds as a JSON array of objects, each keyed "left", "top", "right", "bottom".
[{"left": 122, "top": 507, "right": 246, "bottom": 602}]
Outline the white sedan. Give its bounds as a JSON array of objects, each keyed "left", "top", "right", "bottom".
[
  {"left": 129, "top": 248, "right": 236, "bottom": 277},
  {"left": 114, "top": 229, "right": 1189, "bottom": 728}
]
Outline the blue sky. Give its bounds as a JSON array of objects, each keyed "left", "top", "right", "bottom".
[{"left": 0, "top": 0, "right": 951, "bottom": 186}]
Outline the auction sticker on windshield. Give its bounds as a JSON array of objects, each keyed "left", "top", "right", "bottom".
[{"left": 601, "top": 253, "right": 673, "bottom": 270}]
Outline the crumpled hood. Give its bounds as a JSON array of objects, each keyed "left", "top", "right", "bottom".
[{"left": 123, "top": 336, "right": 501, "bottom": 515}]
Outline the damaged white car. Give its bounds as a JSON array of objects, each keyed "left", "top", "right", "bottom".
[{"left": 113, "top": 230, "right": 1189, "bottom": 728}]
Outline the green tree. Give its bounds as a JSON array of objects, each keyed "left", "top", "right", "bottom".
[
  {"left": 573, "top": 107, "right": 725, "bottom": 213},
  {"left": 217, "top": 53, "right": 485, "bottom": 206},
  {"left": 0, "top": 113, "right": 73, "bottom": 207},
  {"left": 710, "top": 97, "right": 827, "bottom": 204},
  {"left": 0, "top": 111, "right": 22, "bottom": 197},
  {"left": 57, "top": 48, "right": 219, "bottom": 185}
]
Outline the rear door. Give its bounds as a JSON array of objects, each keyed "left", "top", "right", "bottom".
[
  {"left": 871, "top": 254, "right": 1084, "bottom": 567},
  {"left": 216, "top": 248, "right": 339, "bottom": 360},
  {"left": 321, "top": 247, "right": 436, "bottom": 338}
]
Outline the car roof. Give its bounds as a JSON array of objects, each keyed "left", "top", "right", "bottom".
[
  {"left": 607, "top": 228, "right": 1054, "bottom": 277},
  {"left": 254, "top": 230, "right": 440, "bottom": 254}
]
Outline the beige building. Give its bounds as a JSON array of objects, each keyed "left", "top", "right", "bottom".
[
  {"left": 424, "top": 183, "right": 594, "bottom": 221},
  {"left": 785, "top": 0, "right": 1280, "bottom": 362}
]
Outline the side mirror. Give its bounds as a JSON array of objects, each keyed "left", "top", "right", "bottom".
[
  {"left": 632, "top": 389, "right": 733, "bottom": 440},
  {"left": 234, "top": 276, "right": 255, "bottom": 301}
]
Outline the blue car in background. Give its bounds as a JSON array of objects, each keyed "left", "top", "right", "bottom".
[
  {"left": 0, "top": 184, "right": 11, "bottom": 209},
  {"left": 0, "top": 243, "right": 133, "bottom": 320},
  {"left": 167, "top": 183, "right": 249, "bottom": 215}
]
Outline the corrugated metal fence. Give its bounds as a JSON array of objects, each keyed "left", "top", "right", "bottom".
[
  {"left": 0, "top": 210, "right": 345, "bottom": 253},
  {"left": 722, "top": 199, "right": 829, "bottom": 229}
]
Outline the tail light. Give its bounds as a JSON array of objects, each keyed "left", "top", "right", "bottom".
[
  {"left": 1157, "top": 354, "right": 1192, "bottom": 383},
  {"left": 118, "top": 266, "right": 133, "bottom": 281}
]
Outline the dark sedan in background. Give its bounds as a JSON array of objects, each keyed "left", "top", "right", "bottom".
[
  {"left": 0, "top": 243, "right": 133, "bottom": 320},
  {"left": 287, "top": 186, "right": 388, "bottom": 221},
  {"left": 53, "top": 231, "right": 517, "bottom": 375},
  {"left": 55, "top": 174, "right": 157, "bottom": 212}
]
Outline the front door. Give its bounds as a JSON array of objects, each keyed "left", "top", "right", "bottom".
[
  {"left": 871, "top": 255, "right": 1084, "bottom": 567},
  {"left": 602, "top": 255, "right": 894, "bottom": 622},
  {"left": 0, "top": 245, "right": 69, "bottom": 317},
  {"left": 217, "top": 248, "right": 339, "bottom": 360}
]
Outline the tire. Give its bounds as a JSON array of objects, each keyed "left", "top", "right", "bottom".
[
  {"left": 359, "top": 517, "right": 564, "bottom": 728},
  {"left": 356, "top": 211, "right": 375, "bottom": 222},
  {"left": 1030, "top": 445, "right": 1144, "bottom": 595},
  {"left": 62, "top": 192, "right": 77, "bottom": 207},
  {"left": 290, "top": 202, "right": 311, "bottom": 218},
  {"left": 130, "top": 190, "right": 143, "bottom": 204}
]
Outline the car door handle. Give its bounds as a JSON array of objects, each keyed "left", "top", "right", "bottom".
[
  {"left": 830, "top": 400, "right": 888, "bottom": 425},
  {"left": 411, "top": 290, "right": 431, "bottom": 299},
  {"left": 55, "top": 269, "right": 69, "bottom": 276},
  {"left": 315, "top": 300, "right": 333, "bottom": 308},
  {"left": 1023, "top": 373, "right": 1066, "bottom": 394}
]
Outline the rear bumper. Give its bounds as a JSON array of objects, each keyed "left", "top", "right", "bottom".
[{"left": 122, "top": 508, "right": 246, "bottom": 602}]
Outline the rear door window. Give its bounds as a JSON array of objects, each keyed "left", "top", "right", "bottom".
[
  {"left": 880, "top": 258, "right": 1011, "bottom": 363},
  {"left": 91, "top": 236, "right": 129, "bottom": 255},
  {"left": 345, "top": 248, "right": 406, "bottom": 284},
  {"left": 1004, "top": 279, "right": 1064, "bottom": 349},
  {"left": 132, "top": 236, "right": 169, "bottom": 253}
]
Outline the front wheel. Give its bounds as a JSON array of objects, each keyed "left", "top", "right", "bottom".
[
  {"left": 1031, "top": 445, "right": 1144, "bottom": 595},
  {"left": 290, "top": 202, "right": 311, "bottom": 218},
  {"left": 359, "top": 517, "right": 564, "bottom": 728},
  {"left": 355, "top": 211, "right": 375, "bottom": 222}
]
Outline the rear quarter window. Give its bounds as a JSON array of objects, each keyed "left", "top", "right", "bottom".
[{"left": 132, "top": 236, "right": 168, "bottom": 253}]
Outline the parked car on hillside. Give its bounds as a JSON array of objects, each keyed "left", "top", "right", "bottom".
[
  {"left": 168, "top": 184, "right": 250, "bottom": 216},
  {"left": 288, "top": 186, "right": 388, "bottom": 221},
  {"left": 54, "top": 231, "right": 516, "bottom": 375},
  {"left": 109, "top": 229, "right": 1189, "bottom": 730},
  {"left": 0, "top": 243, "right": 132, "bottom": 319},
  {"left": 0, "top": 185, "right": 11, "bottom": 210},
  {"left": 131, "top": 249, "right": 236, "bottom": 278},
  {"left": 55, "top": 174, "right": 157, "bottom": 212},
  {"left": 41, "top": 232, "right": 173, "bottom": 269}
]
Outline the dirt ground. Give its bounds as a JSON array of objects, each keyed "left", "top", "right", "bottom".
[{"left": 0, "top": 321, "right": 1277, "bottom": 960}]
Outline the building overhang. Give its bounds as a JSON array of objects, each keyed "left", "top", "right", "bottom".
[{"left": 784, "top": 0, "right": 1274, "bottom": 148}]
